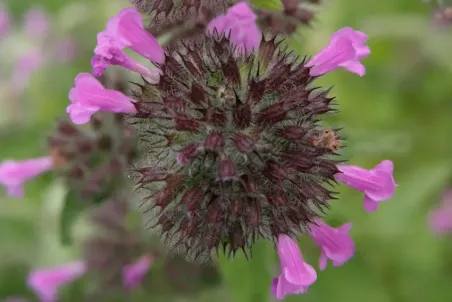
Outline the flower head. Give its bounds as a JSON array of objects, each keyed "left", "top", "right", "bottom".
[
  {"left": 66, "top": 73, "right": 137, "bottom": 124},
  {"left": 27, "top": 261, "right": 86, "bottom": 302},
  {"left": 132, "top": 33, "right": 342, "bottom": 262},
  {"left": 336, "top": 160, "right": 396, "bottom": 212},
  {"left": 207, "top": 1, "right": 261, "bottom": 54},
  {"left": 428, "top": 189, "right": 452, "bottom": 234},
  {"left": 92, "top": 7, "right": 164, "bottom": 76},
  {"left": 123, "top": 254, "right": 153, "bottom": 290},
  {"left": 310, "top": 220, "right": 354, "bottom": 270},
  {"left": 271, "top": 235, "right": 317, "bottom": 300},
  {"left": 0, "top": 156, "right": 52, "bottom": 198},
  {"left": 306, "top": 27, "right": 371, "bottom": 76}
]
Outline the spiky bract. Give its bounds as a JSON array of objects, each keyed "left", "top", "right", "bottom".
[{"left": 128, "top": 33, "right": 341, "bottom": 262}]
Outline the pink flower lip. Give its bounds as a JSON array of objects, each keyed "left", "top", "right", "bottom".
[
  {"left": 335, "top": 160, "right": 396, "bottom": 212},
  {"left": 310, "top": 220, "right": 354, "bottom": 270},
  {"left": 66, "top": 73, "right": 137, "bottom": 124},
  {"left": 306, "top": 26, "right": 371, "bottom": 76},
  {"left": 271, "top": 235, "right": 317, "bottom": 300}
]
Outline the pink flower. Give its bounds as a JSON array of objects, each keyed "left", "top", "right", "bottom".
[
  {"left": 0, "top": 156, "right": 52, "bottom": 198},
  {"left": 0, "top": 6, "right": 10, "bottom": 38},
  {"left": 92, "top": 7, "right": 164, "bottom": 77},
  {"left": 123, "top": 254, "right": 153, "bottom": 290},
  {"left": 335, "top": 160, "right": 397, "bottom": 212},
  {"left": 306, "top": 27, "right": 371, "bottom": 76},
  {"left": 271, "top": 235, "right": 317, "bottom": 300},
  {"left": 23, "top": 8, "right": 50, "bottom": 38},
  {"left": 310, "top": 220, "right": 354, "bottom": 270},
  {"left": 207, "top": 1, "right": 261, "bottom": 55},
  {"left": 66, "top": 73, "right": 137, "bottom": 124},
  {"left": 428, "top": 189, "right": 452, "bottom": 234},
  {"left": 27, "top": 261, "right": 86, "bottom": 302}
]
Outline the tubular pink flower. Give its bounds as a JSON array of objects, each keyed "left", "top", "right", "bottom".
[
  {"left": 310, "top": 220, "right": 354, "bottom": 270},
  {"left": 306, "top": 27, "right": 371, "bottom": 76},
  {"left": 92, "top": 7, "right": 164, "bottom": 76},
  {"left": 117, "top": 8, "right": 164, "bottom": 63},
  {"left": 207, "top": 1, "right": 261, "bottom": 55},
  {"left": 335, "top": 160, "right": 397, "bottom": 212},
  {"left": 271, "top": 235, "right": 317, "bottom": 300},
  {"left": 23, "top": 7, "right": 50, "bottom": 38},
  {"left": 0, "top": 6, "right": 10, "bottom": 38},
  {"left": 428, "top": 189, "right": 452, "bottom": 234},
  {"left": 66, "top": 73, "right": 137, "bottom": 124},
  {"left": 27, "top": 261, "right": 86, "bottom": 302},
  {"left": 91, "top": 52, "right": 160, "bottom": 83},
  {"left": 0, "top": 156, "right": 52, "bottom": 198},
  {"left": 123, "top": 254, "right": 153, "bottom": 290}
]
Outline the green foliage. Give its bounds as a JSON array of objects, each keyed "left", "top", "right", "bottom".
[
  {"left": 217, "top": 240, "right": 274, "bottom": 302},
  {"left": 60, "top": 191, "right": 87, "bottom": 245},
  {"left": 251, "top": 0, "right": 283, "bottom": 11}
]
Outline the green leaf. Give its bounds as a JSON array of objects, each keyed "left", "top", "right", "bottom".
[
  {"left": 217, "top": 240, "right": 273, "bottom": 302},
  {"left": 251, "top": 0, "right": 282, "bottom": 11},
  {"left": 0, "top": 216, "right": 39, "bottom": 265},
  {"left": 60, "top": 190, "right": 89, "bottom": 246}
]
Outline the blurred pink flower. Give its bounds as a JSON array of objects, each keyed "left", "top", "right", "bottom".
[
  {"left": 55, "top": 38, "right": 77, "bottom": 62},
  {"left": 336, "top": 160, "right": 397, "bottom": 212},
  {"left": 207, "top": 1, "right": 261, "bottom": 55},
  {"left": 310, "top": 220, "right": 354, "bottom": 270},
  {"left": 306, "top": 27, "right": 371, "bottom": 76},
  {"left": 429, "top": 189, "right": 452, "bottom": 234},
  {"left": 27, "top": 261, "right": 86, "bottom": 302},
  {"left": 0, "top": 5, "right": 10, "bottom": 38},
  {"left": 10, "top": 50, "right": 44, "bottom": 93},
  {"left": 0, "top": 156, "right": 52, "bottom": 198},
  {"left": 23, "top": 7, "right": 50, "bottom": 38},
  {"left": 123, "top": 254, "right": 153, "bottom": 290},
  {"left": 271, "top": 235, "right": 317, "bottom": 300}
]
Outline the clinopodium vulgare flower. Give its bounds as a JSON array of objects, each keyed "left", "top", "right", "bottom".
[{"left": 0, "top": 1, "right": 398, "bottom": 299}]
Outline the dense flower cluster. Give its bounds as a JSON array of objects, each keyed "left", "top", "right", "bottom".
[{"left": 0, "top": 1, "right": 399, "bottom": 301}]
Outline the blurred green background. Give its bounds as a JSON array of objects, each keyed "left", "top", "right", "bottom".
[{"left": 1, "top": 0, "right": 452, "bottom": 301}]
